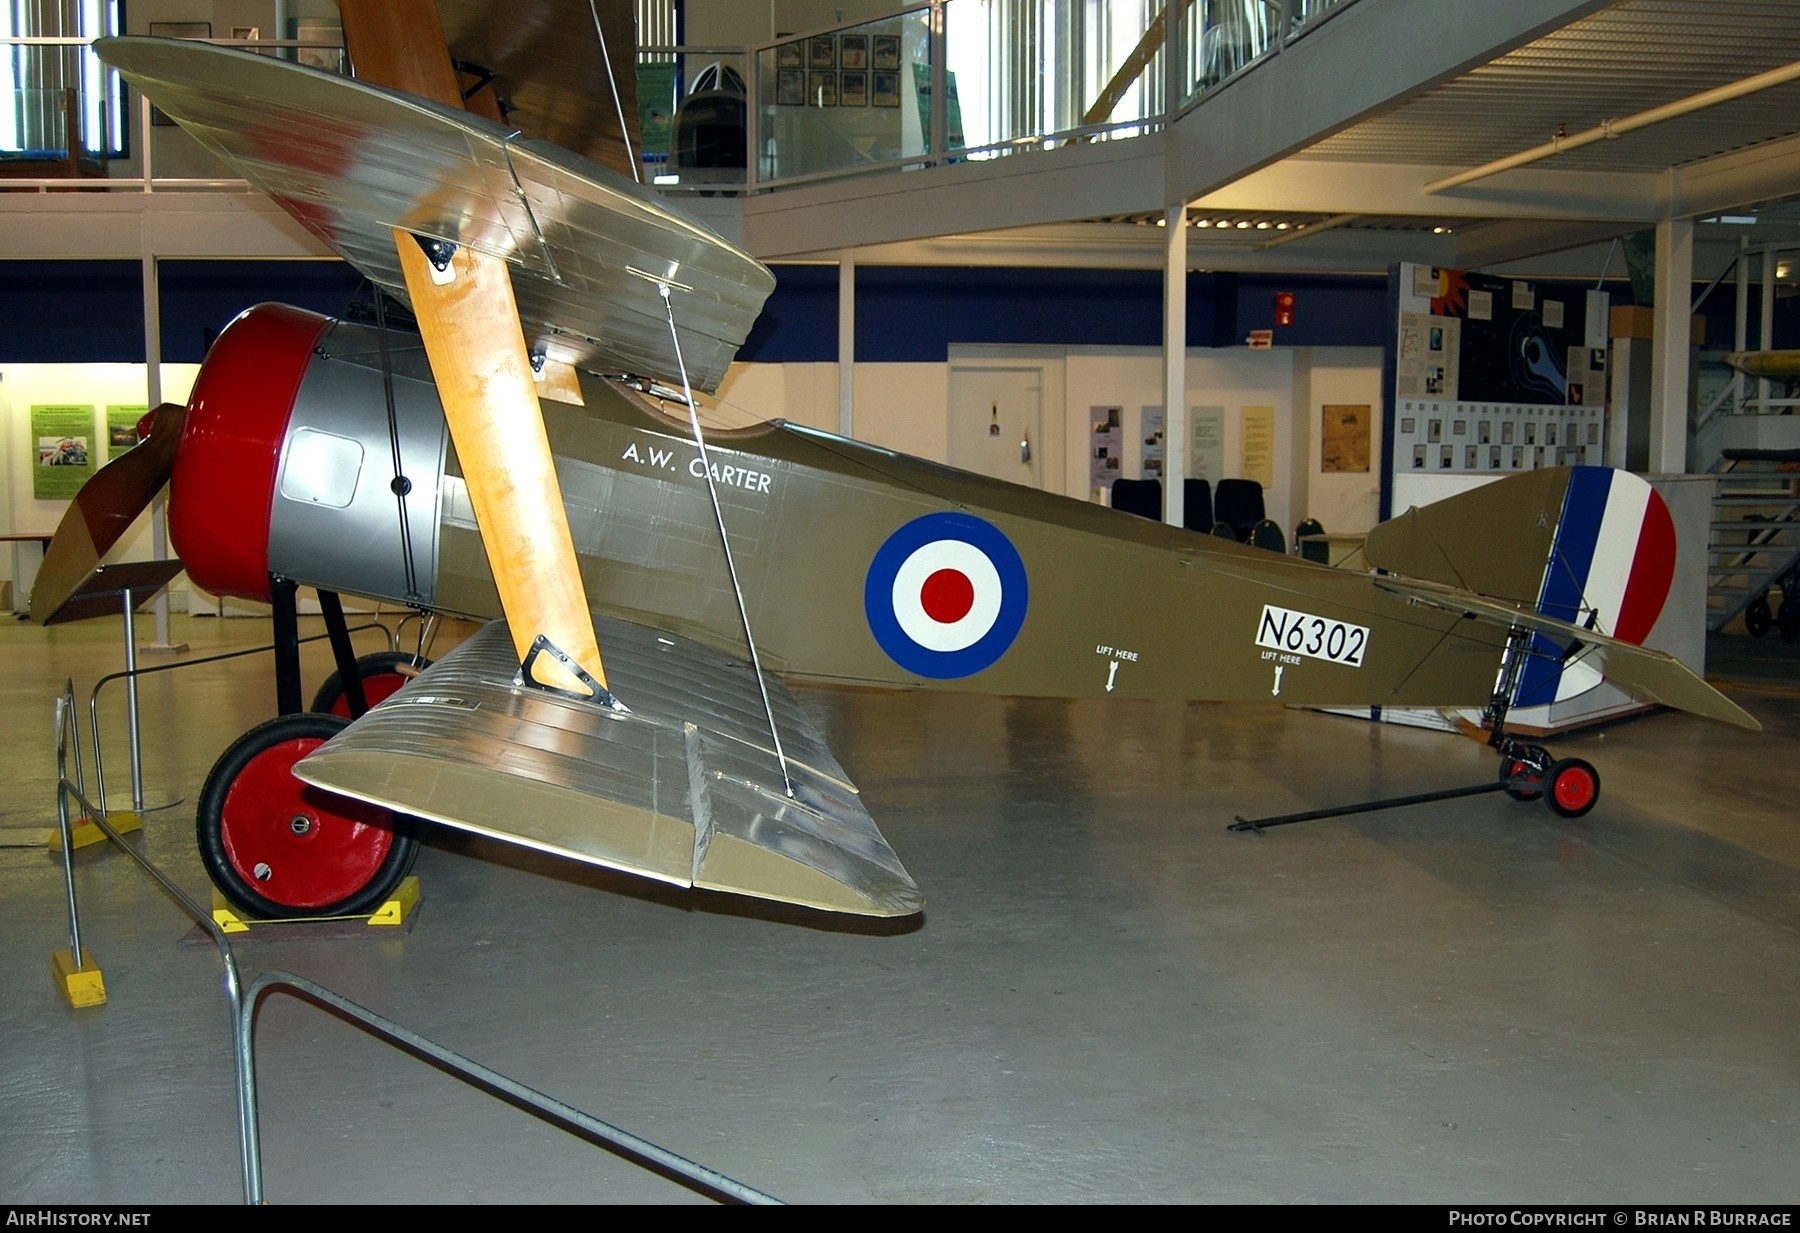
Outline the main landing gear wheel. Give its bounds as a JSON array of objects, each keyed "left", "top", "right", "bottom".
[
  {"left": 1544, "top": 757, "right": 1601, "bottom": 819},
  {"left": 1744, "top": 595, "right": 1773, "bottom": 638},
  {"left": 197, "top": 713, "right": 419, "bottom": 919},
  {"left": 1498, "top": 744, "right": 1552, "bottom": 801},
  {"left": 309, "top": 650, "right": 432, "bottom": 717}
]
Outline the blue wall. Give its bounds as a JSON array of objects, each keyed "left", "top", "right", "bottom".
[
  {"left": 736, "top": 265, "right": 1390, "bottom": 362},
  {"left": 2, "top": 258, "right": 1393, "bottom": 365},
  {"left": 7, "top": 257, "right": 1790, "bottom": 367},
  {"left": 0, "top": 260, "right": 366, "bottom": 363}
]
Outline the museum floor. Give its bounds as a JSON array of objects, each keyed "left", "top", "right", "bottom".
[{"left": 2, "top": 608, "right": 1797, "bottom": 1205}]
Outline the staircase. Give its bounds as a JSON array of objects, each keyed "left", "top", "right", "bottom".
[{"left": 1706, "top": 452, "right": 1800, "bottom": 634}]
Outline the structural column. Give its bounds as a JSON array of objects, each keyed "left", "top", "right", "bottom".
[
  {"left": 839, "top": 248, "right": 855, "bottom": 437},
  {"left": 1162, "top": 204, "right": 1187, "bottom": 528},
  {"left": 1648, "top": 215, "right": 1694, "bottom": 473}
]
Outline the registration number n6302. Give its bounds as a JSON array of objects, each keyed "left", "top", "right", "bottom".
[{"left": 1255, "top": 604, "right": 1369, "bottom": 667}]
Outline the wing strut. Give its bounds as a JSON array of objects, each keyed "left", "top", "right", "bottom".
[
  {"left": 655, "top": 280, "right": 794, "bottom": 797},
  {"left": 340, "top": 0, "right": 610, "bottom": 700}
]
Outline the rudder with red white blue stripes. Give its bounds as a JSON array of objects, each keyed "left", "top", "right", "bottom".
[{"left": 1515, "top": 467, "right": 1677, "bottom": 707}]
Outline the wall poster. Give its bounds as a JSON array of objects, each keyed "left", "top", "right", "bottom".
[
  {"left": 1390, "top": 264, "right": 1608, "bottom": 478},
  {"left": 1240, "top": 405, "right": 1275, "bottom": 489},
  {"left": 106, "top": 405, "right": 147, "bottom": 461},
  {"left": 1189, "top": 405, "right": 1224, "bottom": 485},
  {"left": 31, "top": 404, "right": 96, "bottom": 499},
  {"left": 1321, "top": 404, "right": 1371, "bottom": 473},
  {"left": 1140, "top": 405, "right": 1165, "bottom": 480},
  {"left": 1089, "top": 405, "right": 1122, "bottom": 494}
]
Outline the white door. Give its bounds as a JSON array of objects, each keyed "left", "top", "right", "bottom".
[{"left": 947, "top": 365, "right": 1043, "bottom": 489}]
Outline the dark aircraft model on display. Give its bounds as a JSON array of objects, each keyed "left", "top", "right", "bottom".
[{"left": 31, "top": 18, "right": 1759, "bottom": 925}]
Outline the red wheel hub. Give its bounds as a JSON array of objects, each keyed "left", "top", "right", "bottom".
[
  {"left": 1553, "top": 765, "right": 1597, "bottom": 812},
  {"left": 217, "top": 734, "right": 396, "bottom": 910}
]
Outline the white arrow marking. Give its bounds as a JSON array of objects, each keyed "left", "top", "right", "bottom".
[
  {"left": 1105, "top": 660, "right": 1119, "bottom": 692},
  {"left": 1272, "top": 665, "right": 1284, "bottom": 697}
]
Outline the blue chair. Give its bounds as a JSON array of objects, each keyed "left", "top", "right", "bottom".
[
  {"left": 1214, "top": 478, "right": 1265, "bottom": 541},
  {"left": 1248, "top": 519, "right": 1287, "bottom": 554},
  {"left": 1295, "top": 517, "right": 1327, "bottom": 563},
  {"left": 1182, "top": 479, "right": 1215, "bottom": 534},
  {"left": 1110, "top": 478, "right": 1163, "bottom": 521}
]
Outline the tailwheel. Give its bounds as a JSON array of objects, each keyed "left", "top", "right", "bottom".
[
  {"left": 310, "top": 650, "right": 432, "bottom": 717},
  {"left": 1545, "top": 757, "right": 1601, "bottom": 819},
  {"left": 197, "top": 713, "right": 419, "bottom": 919},
  {"left": 1498, "top": 743, "right": 1551, "bottom": 801}
]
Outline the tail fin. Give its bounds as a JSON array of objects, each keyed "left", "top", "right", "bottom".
[{"left": 1366, "top": 466, "right": 1679, "bottom": 707}]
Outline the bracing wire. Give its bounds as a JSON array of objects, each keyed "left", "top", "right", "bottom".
[
  {"left": 657, "top": 282, "right": 795, "bottom": 798},
  {"left": 589, "top": 0, "right": 641, "bottom": 183}
]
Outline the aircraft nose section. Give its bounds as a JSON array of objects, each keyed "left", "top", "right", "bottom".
[{"left": 171, "top": 302, "right": 332, "bottom": 602}]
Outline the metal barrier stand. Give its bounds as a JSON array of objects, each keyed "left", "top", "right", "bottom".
[{"left": 49, "top": 676, "right": 783, "bottom": 1204}]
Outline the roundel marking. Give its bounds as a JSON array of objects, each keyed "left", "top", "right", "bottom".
[{"left": 865, "top": 512, "right": 1028, "bottom": 678}]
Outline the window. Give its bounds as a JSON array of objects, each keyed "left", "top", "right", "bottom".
[{"left": 2, "top": 0, "right": 126, "bottom": 158}]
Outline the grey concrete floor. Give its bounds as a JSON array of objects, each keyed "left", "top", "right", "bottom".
[{"left": 1, "top": 609, "right": 1797, "bottom": 1205}]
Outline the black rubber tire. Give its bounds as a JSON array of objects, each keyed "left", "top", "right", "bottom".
[
  {"left": 1544, "top": 757, "right": 1601, "bottom": 819},
  {"left": 197, "top": 713, "right": 419, "bottom": 920},
  {"left": 310, "top": 650, "right": 431, "bottom": 717},
  {"left": 1745, "top": 595, "right": 1773, "bottom": 638}
]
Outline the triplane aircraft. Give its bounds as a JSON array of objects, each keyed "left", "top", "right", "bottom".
[{"left": 34, "top": 12, "right": 1758, "bottom": 924}]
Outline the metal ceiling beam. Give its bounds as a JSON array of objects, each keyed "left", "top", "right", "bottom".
[
  {"left": 1194, "top": 158, "right": 1663, "bottom": 223},
  {"left": 1424, "top": 59, "right": 1800, "bottom": 194},
  {"left": 1164, "top": 0, "right": 1615, "bottom": 204}
]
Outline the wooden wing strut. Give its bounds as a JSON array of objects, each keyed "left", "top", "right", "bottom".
[{"left": 341, "top": 0, "right": 606, "bottom": 697}]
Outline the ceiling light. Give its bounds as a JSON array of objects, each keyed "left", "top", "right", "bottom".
[
  {"left": 1235, "top": 220, "right": 1251, "bottom": 229},
  {"left": 1255, "top": 220, "right": 1271, "bottom": 230},
  {"left": 1275, "top": 222, "right": 1290, "bottom": 231}
]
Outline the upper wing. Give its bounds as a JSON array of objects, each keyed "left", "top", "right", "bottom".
[
  {"left": 292, "top": 615, "right": 923, "bottom": 918},
  {"left": 95, "top": 36, "right": 773, "bottom": 393}
]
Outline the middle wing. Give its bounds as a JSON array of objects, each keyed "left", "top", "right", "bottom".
[{"left": 293, "top": 616, "right": 923, "bottom": 918}]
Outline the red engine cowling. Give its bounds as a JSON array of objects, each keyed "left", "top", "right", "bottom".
[
  {"left": 171, "top": 303, "right": 448, "bottom": 610},
  {"left": 171, "top": 303, "right": 331, "bottom": 602}
]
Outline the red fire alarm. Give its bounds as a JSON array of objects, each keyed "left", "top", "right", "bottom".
[{"left": 1274, "top": 290, "right": 1295, "bottom": 328}]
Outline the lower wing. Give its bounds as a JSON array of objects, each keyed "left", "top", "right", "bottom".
[{"left": 292, "top": 615, "right": 923, "bottom": 918}]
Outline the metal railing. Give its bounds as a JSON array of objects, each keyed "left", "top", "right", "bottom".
[
  {"left": 48, "top": 635, "right": 781, "bottom": 1204},
  {"left": 4, "top": 1, "right": 1355, "bottom": 198}
]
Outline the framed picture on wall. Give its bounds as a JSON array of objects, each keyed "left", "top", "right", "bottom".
[
  {"left": 840, "top": 33, "right": 868, "bottom": 69},
  {"left": 809, "top": 35, "right": 836, "bottom": 69},
  {"left": 776, "top": 41, "right": 804, "bottom": 69},
  {"left": 872, "top": 70, "right": 901, "bottom": 107},
  {"left": 776, "top": 67, "right": 804, "bottom": 106},
  {"left": 807, "top": 70, "right": 837, "bottom": 107},
  {"left": 873, "top": 33, "right": 902, "bottom": 70},
  {"left": 839, "top": 69, "right": 868, "bottom": 107}
]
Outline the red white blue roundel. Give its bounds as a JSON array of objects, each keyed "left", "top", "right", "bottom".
[{"left": 865, "top": 512, "right": 1029, "bottom": 679}]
